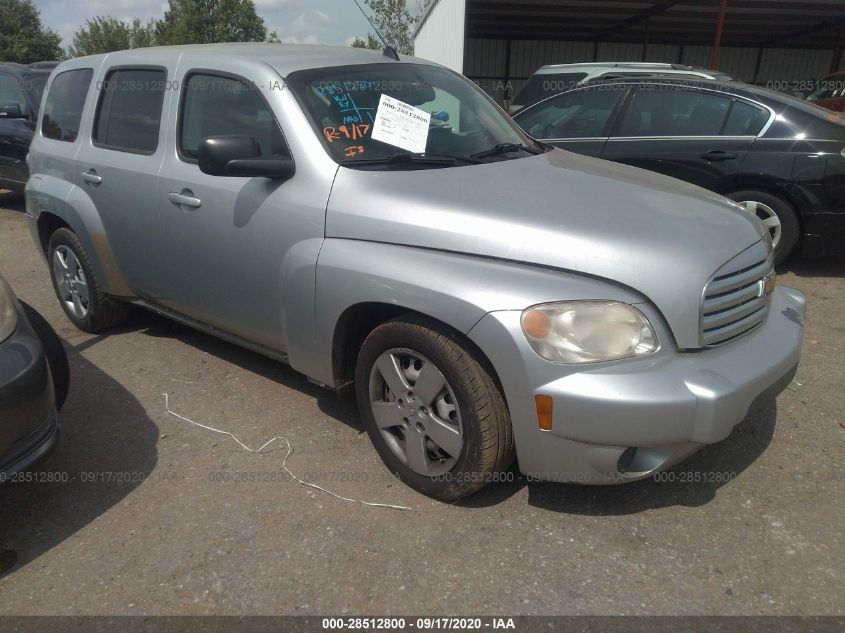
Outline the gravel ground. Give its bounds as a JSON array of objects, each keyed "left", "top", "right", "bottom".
[{"left": 0, "top": 191, "right": 842, "bottom": 616}]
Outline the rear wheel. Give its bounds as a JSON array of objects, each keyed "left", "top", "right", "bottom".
[
  {"left": 355, "top": 315, "right": 514, "bottom": 501},
  {"left": 47, "top": 228, "right": 129, "bottom": 333},
  {"left": 726, "top": 190, "right": 799, "bottom": 265}
]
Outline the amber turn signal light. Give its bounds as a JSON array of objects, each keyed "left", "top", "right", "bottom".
[{"left": 534, "top": 394, "right": 553, "bottom": 431}]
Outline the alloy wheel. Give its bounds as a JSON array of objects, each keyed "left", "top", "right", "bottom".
[
  {"left": 52, "top": 245, "right": 90, "bottom": 319},
  {"left": 740, "top": 200, "right": 782, "bottom": 248}
]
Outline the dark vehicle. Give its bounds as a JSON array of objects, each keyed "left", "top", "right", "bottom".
[
  {"left": 0, "top": 274, "right": 67, "bottom": 480},
  {"left": 806, "top": 70, "right": 845, "bottom": 113},
  {"left": 514, "top": 77, "right": 845, "bottom": 264},
  {"left": 0, "top": 63, "right": 51, "bottom": 192}
]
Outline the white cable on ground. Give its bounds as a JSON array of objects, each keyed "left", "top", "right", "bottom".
[{"left": 163, "top": 393, "right": 436, "bottom": 512}]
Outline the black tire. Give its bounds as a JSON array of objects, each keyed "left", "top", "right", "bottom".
[
  {"left": 47, "top": 228, "right": 129, "bottom": 333},
  {"left": 355, "top": 315, "right": 514, "bottom": 501},
  {"left": 725, "top": 190, "right": 799, "bottom": 266},
  {"left": 21, "top": 302, "right": 69, "bottom": 411}
]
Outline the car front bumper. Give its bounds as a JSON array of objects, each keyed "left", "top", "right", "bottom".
[
  {"left": 0, "top": 301, "right": 59, "bottom": 480},
  {"left": 469, "top": 286, "right": 806, "bottom": 483}
]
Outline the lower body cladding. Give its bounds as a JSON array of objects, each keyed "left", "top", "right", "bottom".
[
  {"left": 469, "top": 286, "right": 806, "bottom": 484},
  {"left": 0, "top": 302, "right": 59, "bottom": 479}
]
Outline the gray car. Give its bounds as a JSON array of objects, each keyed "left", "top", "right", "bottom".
[{"left": 25, "top": 44, "right": 805, "bottom": 500}]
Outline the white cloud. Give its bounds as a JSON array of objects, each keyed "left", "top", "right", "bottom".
[
  {"left": 253, "top": 0, "right": 298, "bottom": 9},
  {"left": 291, "top": 9, "right": 331, "bottom": 34},
  {"left": 281, "top": 34, "right": 323, "bottom": 45}
]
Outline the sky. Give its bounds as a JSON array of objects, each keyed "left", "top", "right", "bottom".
[{"left": 32, "top": 0, "right": 415, "bottom": 49}]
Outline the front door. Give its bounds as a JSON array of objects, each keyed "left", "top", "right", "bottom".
[
  {"left": 155, "top": 67, "right": 303, "bottom": 351},
  {"left": 601, "top": 84, "right": 768, "bottom": 191},
  {"left": 0, "top": 73, "right": 34, "bottom": 187}
]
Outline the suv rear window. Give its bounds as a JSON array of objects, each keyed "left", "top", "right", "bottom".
[
  {"left": 512, "top": 72, "right": 588, "bottom": 108},
  {"left": 94, "top": 67, "right": 166, "bottom": 154},
  {"left": 41, "top": 68, "right": 93, "bottom": 142}
]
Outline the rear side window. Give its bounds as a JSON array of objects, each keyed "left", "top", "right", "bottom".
[
  {"left": 178, "top": 73, "right": 286, "bottom": 161},
  {"left": 94, "top": 67, "right": 166, "bottom": 154},
  {"left": 617, "top": 86, "right": 731, "bottom": 137},
  {"left": 512, "top": 72, "right": 588, "bottom": 108},
  {"left": 41, "top": 68, "right": 93, "bottom": 142},
  {"left": 516, "top": 86, "right": 626, "bottom": 139},
  {"left": 723, "top": 100, "right": 770, "bottom": 136}
]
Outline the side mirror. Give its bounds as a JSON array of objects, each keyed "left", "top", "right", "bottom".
[
  {"left": 197, "top": 135, "right": 294, "bottom": 179},
  {"left": 1, "top": 103, "right": 24, "bottom": 119}
]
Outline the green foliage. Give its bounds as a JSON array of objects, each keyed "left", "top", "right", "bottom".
[
  {"left": 0, "top": 0, "right": 63, "bottom": 63},
  {"left": 354, "top": 0, "right": 418, "bottom": 55},
  {"left": 155, "top": 0, "right": 267, "bottom": 45},
  {"left": 69, "top": 17, "right": 156, "bottom": 57},
  {"left": 350, "top": 35, "right": 381, "bottom": 50}
]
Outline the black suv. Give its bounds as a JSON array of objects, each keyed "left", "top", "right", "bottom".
[{"left": 0, "top": 63, "right": 53, "bottom": 192}]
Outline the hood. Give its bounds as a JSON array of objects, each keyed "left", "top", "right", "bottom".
[{"left": 325, "top": 149, "right": 767, "bottom": 349}]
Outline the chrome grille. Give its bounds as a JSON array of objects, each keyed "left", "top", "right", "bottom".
[{"left": 701, "top": 242, "right": 773, "bottom": 346}]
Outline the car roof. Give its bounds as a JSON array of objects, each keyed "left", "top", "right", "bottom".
[
  {"left": 0, "top": 62, "right": 53, "bottom": 75},
  {"left": 61, "top": 43, "right": 438, "bottom": 78}
]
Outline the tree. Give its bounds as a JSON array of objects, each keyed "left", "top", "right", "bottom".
[
  {"left": 0, "top": 0, "right": 63, "bottom": 63},
  {"left": 69, "top": 17, "right": 156, "bottom": 57},
  {"left": 155, "top": 0, "right": 267, "bottom": 45},
  {"left": 350, "top": 35, "right": 380, "bottom": 51},
  {"left": 353, "top": 0, "right": 418, "bottom": 55}
]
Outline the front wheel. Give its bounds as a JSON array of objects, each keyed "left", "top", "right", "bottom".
[
  {"left": 726, "top": 190, "right": 799, "bottom": 265},
  {"left": 355, "top": 315, "right": 514, "bottom": 501}
]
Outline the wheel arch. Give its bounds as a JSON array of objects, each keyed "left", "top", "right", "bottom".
[
  {"left": 330, "top": 303, "right": 506, "bottom": 399},
  {"left": 27, "top": 175, "right": 134, "bottom": 297}
]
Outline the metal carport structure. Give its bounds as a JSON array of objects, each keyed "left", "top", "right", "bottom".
[{"left": 415, "top": 0, "right": 845, "bottom": 102}]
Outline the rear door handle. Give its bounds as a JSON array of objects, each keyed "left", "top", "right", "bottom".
[
  {"left": 168, "top": 190, "right": 202, "bottom": 209},
  {"left": 81, "top": 170, "right": 102, "bottom": 185},
  {"left": 700, "top": 150, "right": 738, "bottom": 161}
]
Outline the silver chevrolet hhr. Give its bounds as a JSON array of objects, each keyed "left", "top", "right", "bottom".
[{"left": 25, "top": 44, "right": 805, "bottom": 500}]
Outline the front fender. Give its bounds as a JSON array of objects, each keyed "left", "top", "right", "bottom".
[
  {"left": 26, "top": 174, "right": 133, "bottom": 297},
  {"left": 304, "top": 239, "right": 644, "bottom": 387}
]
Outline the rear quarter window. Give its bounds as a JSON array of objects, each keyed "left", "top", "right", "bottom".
[
  {"left": 93, "top": 67, "right": 167, "bottom": 154},
  {"left": 512, "top": 72, "right": 588, "bottom": 108},
  {"left": 41, "top": 68, "right": 94, "bottom": 142}
]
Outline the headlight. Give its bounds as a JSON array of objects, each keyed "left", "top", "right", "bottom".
[
  {"left": 521, "top": 301, "right": 657, "bottom": 363},
  {"left": 0, "top": 276, "right": 18, "bottom": 343}
]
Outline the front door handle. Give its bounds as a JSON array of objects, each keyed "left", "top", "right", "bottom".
[
  {"left": 700, "top": 150, "right": 738, "bottom": 161},
  {"left": 169, "top": 190, "right": 202, "bottom": 209},
  {"left": 81, "top": 170, "right": 102, "bottom": 185}
]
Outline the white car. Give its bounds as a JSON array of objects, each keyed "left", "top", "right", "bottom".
[{"left": 509, "top": 62, "right": 733, "bottom": 114}]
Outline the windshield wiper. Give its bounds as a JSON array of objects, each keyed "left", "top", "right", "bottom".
[
  {"left": 468, "top": 142, "right": 543, "bottom": 160},
  {"left": 340, "top": 153, "right": 481, "bottom": 167}
]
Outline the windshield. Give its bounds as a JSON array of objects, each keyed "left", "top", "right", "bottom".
[
  {"left": 22, "top": 73, "right": 49, "bottom": 104},
  {"left": 806, "top": 75, "right": 845, "bottom": 102},
  {"left": 286, "top": 63, "right": 539, "bottom": 166}
]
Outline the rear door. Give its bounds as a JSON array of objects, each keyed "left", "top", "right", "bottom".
[
  {"left": 601, "top": 84, "right": 769, "bottom": 191},
  {"left": 514, "top": 84, "right": 628, "bottom": 157},
  {"left": 74, "top": 59, "right": 174, "bottom": 297}
]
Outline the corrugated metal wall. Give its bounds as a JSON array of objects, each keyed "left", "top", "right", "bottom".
[
  {"left": 413, "top": 0, "right": 467, "bottom": 73},
  {"left": 460, "top": 38, "right": 845, "bottom": 103}
]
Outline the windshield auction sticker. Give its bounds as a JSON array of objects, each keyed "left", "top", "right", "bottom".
[{"left": 371, "top": 93, "right": 431, "bottom": 153}]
